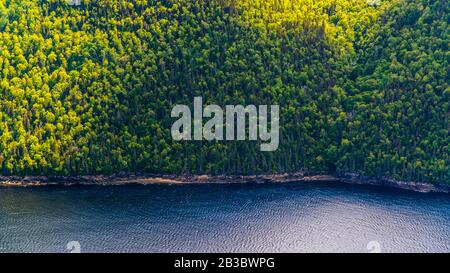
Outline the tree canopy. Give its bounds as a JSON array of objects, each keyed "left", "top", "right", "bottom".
[{"left": 0, "top": 0, "right": 448, "bottom": 184}]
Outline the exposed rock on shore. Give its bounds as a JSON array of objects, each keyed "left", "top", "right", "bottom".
[{"left": 0, "top": 172, "right": 448, "bottom": 194}]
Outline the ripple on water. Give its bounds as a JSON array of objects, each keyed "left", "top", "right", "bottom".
[{"left": 0, "top": 182, "right": 449, "bottom": 253}]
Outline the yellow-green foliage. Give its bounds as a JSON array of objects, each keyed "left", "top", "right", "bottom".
[
  {"left": 0, "top": 0, "right": 448, "bottom": 183},
  {"left": 224, "top": 0, "right": 385, "bottom": 54}
]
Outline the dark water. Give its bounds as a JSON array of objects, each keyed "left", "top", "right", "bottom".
[{"left": 0, "top": 181, "right": 449, "bottom": 253}]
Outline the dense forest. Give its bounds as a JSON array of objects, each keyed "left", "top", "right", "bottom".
[{"left": 0, "top": 0, "right": 448, "bottom": 184}]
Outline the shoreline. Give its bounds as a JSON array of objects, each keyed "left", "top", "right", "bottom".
[{"left": 0, "top": 172, "right": 448, "bottom": 194}]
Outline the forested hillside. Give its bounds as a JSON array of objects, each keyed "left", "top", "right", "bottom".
[{"left": 0, "top": 0, "right": 448, "bottom": 184}]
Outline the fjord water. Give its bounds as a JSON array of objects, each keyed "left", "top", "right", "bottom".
[{"left": 0, "top": 181, "right": 449, "bottom": 253}]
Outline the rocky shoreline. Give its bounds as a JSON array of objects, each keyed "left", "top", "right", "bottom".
[{"left": 0, "top": 172, "right": 448, "bottom": 194}]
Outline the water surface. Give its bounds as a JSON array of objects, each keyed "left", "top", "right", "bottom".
[{"left": 0, "top": 181, "right": 449, "bottom": 252}]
